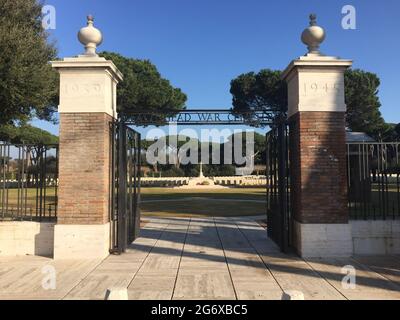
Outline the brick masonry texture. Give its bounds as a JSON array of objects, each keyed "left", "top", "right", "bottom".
[
  {"left": 58, "top": 113, "right": 113, "bottom": 225},
  {"left": 289, "top": 111, "right": 349, "bottom": 224}
]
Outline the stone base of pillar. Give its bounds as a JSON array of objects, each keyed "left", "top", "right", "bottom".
[
  {"left": 293, "top": 220, "right": 352, "bottom": 258},
  {"left": 54, "top": 223, "right": 110, "bottom": 260},
  {"left": 0, "top": 222, "right": 55, "bottom": 257}
]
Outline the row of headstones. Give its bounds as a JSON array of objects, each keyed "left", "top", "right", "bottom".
[
  {"left": 140, "top": 176, "right": 267, "bottom": 187},
  {"left": 0, "top": 178, "right": 59, "bottom": 187},
  {"left": 214, "top": 176, "right": 267, "bottom": 186},
  {"left": 141, "top": 178, "right": 190, "bottom": 187}
]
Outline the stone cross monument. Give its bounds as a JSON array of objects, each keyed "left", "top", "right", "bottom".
[{"left": 199, "top": 162, "right": 204, "bottom": 178}]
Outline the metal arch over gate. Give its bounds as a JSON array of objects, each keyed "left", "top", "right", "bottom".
[
  {"left": 111, "top": 108, "right": 291, "bottom": 253},
  {"left": 120, "top": 109, "right": 277, "bottom": 126}
]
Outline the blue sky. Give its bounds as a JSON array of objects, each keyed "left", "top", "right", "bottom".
[{"left": 35, "top": 0, "right": 400, "bottom": 135}]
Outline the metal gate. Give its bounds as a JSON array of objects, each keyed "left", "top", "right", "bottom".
[
  {"left": 266, "top": 119, "right": 291, "bottom": 252},
  {"left": 110, "top": 121, "right": 141, "bottom": 254},
  {"left": 111, "top": 108, "right": 290, "bottom": 253}
]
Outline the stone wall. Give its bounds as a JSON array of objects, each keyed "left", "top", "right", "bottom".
[
  {"left": 0, "top": 222, "right": 55, "bottom": 257},
  {"left": 53, "top": 223, "right": 110, "bottom": 260},
  {"left": 292, "top": 219, "right": 400, "bottom": 257},
  {"left": 351, "top": 220, "right": 400, "bottom": 255},
  {"left": 293, "top": 221, "right": 352, "bottom": 257}
]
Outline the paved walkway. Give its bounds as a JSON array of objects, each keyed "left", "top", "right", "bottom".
[{"left": 1, "top": 217, "right": 400, "bottom": 300}]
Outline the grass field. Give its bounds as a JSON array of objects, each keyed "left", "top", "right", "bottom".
[
  {"left": 0, "top": 187, "right": 57, "bottom": 220},
  {"left": 141, "top": 187, "right": 267, "bottom": 218},
  {"left": 1, "top": 187, "right": 266, "bottom": 218},
  {"left": 2, "top": 186, "right": 399, "bottom": 219},
  {"left": 0, "top": 188, "right": 57, "bottom": 206},
  {"left": 349, "top": 185, "right": 400, "bottom": 220}
]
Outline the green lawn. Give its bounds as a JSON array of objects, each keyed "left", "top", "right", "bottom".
[
  {"left": 1, "top": 187, "right": 266, "bottom": 219},
  {"left": 141, "top": 187, "right": 267, "bottom": 218},
  {"left": 349, "top": 186, "right": 400, "bottom": 220},
  {"left": 3, "top": 185, "right": 397, "bottom": 220},
  {"left": 1, "top": 188, "right": 56, "bottom": 205},
  {"left": 0, "top": 187, "right": 57, "bottom": 220}
]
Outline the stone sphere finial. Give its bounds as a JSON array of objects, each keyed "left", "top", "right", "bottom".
[
  {"left": 78, "top": 15, "right": 103, "bottom": 56},
  {"left": 301, "top": 13, "right": 326, "bottom": 54}
]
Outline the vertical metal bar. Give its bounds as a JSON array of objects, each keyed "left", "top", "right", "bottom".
[
  {"left": 6, "top": 145, "right": 10, "bottom": 219},
  {"left": 117, "top": 121, "right": 127, "bottom": 253},
  {"left": 277, "top": 119, "right": 288, "bottom": 252},
  {"left": 22, "top": 145, "right": 28, "bottom": 219},
  {"left": 362, "top": 143, "right": 367, "bottom": 219},
  {"left": 346, "top": 143, "right": 352, "bottom": 218},
  {"left": 396, "top": 145, "right": 399, "bottom": 220},
  {"left": 55, "top": 146, "right": 59, "bottom": 219},
  {"left": 137, "top": 133, "right": 142, "bottom": 239},
  {"left": 366, "top": 143, "right": 371, "bottom": 219},
  {"left": 43, "top": 148, "right": 48, "bottom": 220},
  {"left": 128, "top": 134, "right": 134, "bottom": 243},
  {"left": 285, "top": 124, "right": 291, "bottom": 248},
  {"left": 376, "top": 144, "right": 382, "bottom": 219},
  {"left": 266, "top": 133, "right": 269, "bottom": 217},
  {"left": 362, "top": 143, "right": 367, "bottom": 220},
  {"left": 384, "top": 145, "right": 389, "bottom": 219},
  {"left": 39, "top": 147, "right": 45, "bottom": 221},
  {"left": 1, "top": 144, "right": 5, "bottom": 220},
  {"left": 271, "top": 130, "right": 276, "bottom": 241},
  {"left": 109, "top": 121, "right": 118, "bottom": 253},
  {"left": 17, "top": 146, "right": 21, "bottom": 220},
  {"left": 133, "top": 132, "right": 137, "bottom": 240}
]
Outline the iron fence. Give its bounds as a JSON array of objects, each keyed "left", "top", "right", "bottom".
[
  {"left": 266, "top": 120, "right": 291, "bottom": 252},
  {"left": 347, "top": 142, "right": 400, "bottom": 220},
  {"left": 0, "top": 143, "right": 58, "bottom": 222}
]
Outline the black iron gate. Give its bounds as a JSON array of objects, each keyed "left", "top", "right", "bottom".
[
  {"left": 112, "top": 108, "right": 290, "bottom": 253},
  {"left": 110, "top": 121, "right": 141, "bottom": 254},
  {"left": 266, "top": 119, "right": 291, "bottom": 252}
]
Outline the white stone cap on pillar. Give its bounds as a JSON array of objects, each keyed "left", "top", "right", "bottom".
[
  {"left": 51, "top": 16, "right": 123, "bottom": 118},
  {"left": 282, "top": 55, "right": 352, "bottom": 118},
  {"left": 281, "top": 14, "right": 352, "bottom": 117},
  {"left": 281, "top": 54, "right": 353, "bottom": 81},
  {"left": 51, "top": 53, "right": 123, "bottom": 118},
  {"left": 51, "top": 56, "right": 123, "bottom": 83}
]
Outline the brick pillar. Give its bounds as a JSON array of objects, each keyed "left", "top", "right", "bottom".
[
  {"left": 51, "top": 56, "right": 123, "bottom": 259},
  {"left": 282, "top": 54, "right": 352, "bottom": 258}
]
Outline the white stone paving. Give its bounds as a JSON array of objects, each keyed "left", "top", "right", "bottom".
[{"left": 1, "top": 217, "right": 400, "bottom": 300}]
